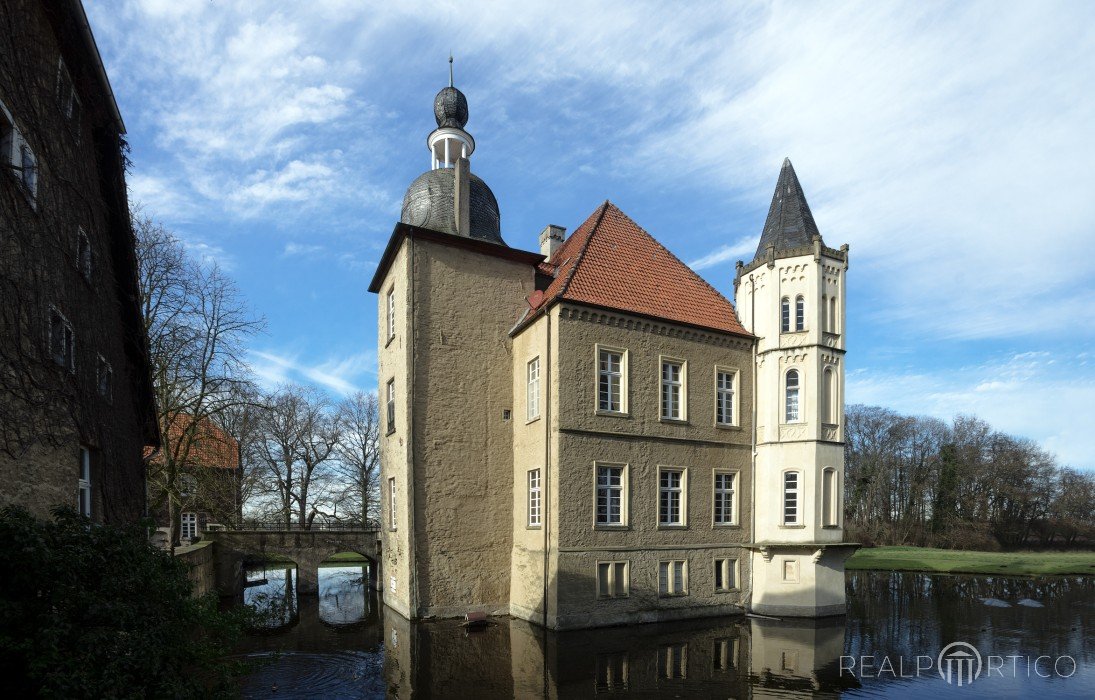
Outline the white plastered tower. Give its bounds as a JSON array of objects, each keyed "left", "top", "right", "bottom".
[{"left": 735, "top": 158, "right": 858, "bottom": 617}]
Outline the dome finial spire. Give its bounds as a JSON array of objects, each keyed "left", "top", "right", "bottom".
[{"left": 449, "top": 52, "right": 454, "bottom": 88}]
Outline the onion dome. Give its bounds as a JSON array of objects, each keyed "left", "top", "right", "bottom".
[
  {"left": 433, "top": 86, "right": 468, "bottom": 129},
  {"left": 401, "top": 168, "right": 503, "bottom": 244}
]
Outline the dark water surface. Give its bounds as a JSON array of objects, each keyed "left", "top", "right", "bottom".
[{"left": 232, "top": 565, "right": 1093, "bottom": 698}]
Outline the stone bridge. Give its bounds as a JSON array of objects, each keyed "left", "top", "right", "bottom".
[{"left": 207, "top": 526, "right": 382, "bottom": 595}]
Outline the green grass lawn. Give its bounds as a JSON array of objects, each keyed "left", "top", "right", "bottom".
[{"left": 846, "top": 546, "right": 1095, "bottom": 576}]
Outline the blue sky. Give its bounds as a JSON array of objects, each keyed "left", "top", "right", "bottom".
[{"left": 86, "top": 1, "right": 1094, "bottom": 469}]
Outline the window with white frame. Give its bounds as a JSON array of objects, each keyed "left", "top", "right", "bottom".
[
  {"left": 527, "top": 469, "right": 541, "bottom": 527},
  {"left": 78, "top": 446, "right": 91, "bottom": 517},
  {"left": 595, "top": 464, "right": 625, "bottom": 526},
  {"left": 596, "top": 561, "right": 629, "bottom": 598},
  {"left": 386, "top": 379, "right": 395, "bottom": 434},
  {"left": 18, "top": 139, "right": 37, "bottom": 200},
  {"left": 49, "top": 307, "right": 74, "bottom": 372},
  {"left": 795, "top": 295, "right": 805, "bottom": 331},
  {"left": 56, "top": 57, "right": 81, "bottom": 124},
  {"left": 713, "top": 472, "right": 736, "bottom": 525},
  {"left": 714, "top": 558, "right": 738, "bottom": 591},
  {"left": 77, "top": 227, "right": 92, "bottom": 281},
  {"left": 658, "top": 468, "right": 685, "bottom": 526},
  {"left": 180, "top": 512, "right": 197, "bottom": 540},
  {"left": 179, "top": 474, "right": 197, "bottom": 499},
  {"left": 388, "top": 477, "right": 397, "bottom": 529},
  {"left": 527, "top": 357, "right": 540, "bottom": 421},
  {"left": 595, "top": 652, "right": 629, "bottom": 692},
  {"left": 715, "top": 369, "right": 735, "bottom": 425},
  {"left": 822, "top": 467, "right": 838, "bottom": 527},
  {"left": 660, "top": 359, "right": 684, "bottom": 420},
  {"left": 658, "top": 643, "right": 688, "bottom": 679},
  {"left": 96, "top": 355, "right": 112, "bottom": 402},
  {"left": 713, "top": 638, "right": 738, "bottom": 672},
  {"left": 658, "top": 560, "right": 687, "bottom": 596},
  {"left": 780, "top": 297, "right": 790, "bottom": 333},
  {"left": 784, "top": 369, "right": 800, "bottom": 423},
  {"left": 823, "top": 368, "right": 835, "bottom": 424},
  {"left": 597, "top": 347, "right": 625, "bottom": 413},
  {"left": 386, "top": 287, "right": 395, "bottom": 341},
  {"left": 783, "top": 471, "right": 800, "bottom": 525}
]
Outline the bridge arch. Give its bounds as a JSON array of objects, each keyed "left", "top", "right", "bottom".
[{"left": 207, "top": 527, "right": 381, "bottom": 596}]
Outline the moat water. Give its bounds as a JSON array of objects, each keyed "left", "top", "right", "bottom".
[{"left": 230, "top": 565, "right": 1094, "bottom": 698}]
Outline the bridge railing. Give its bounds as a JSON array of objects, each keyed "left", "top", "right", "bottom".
[{"left": 207, "top": 520, "right": 381, "bottom": 532}]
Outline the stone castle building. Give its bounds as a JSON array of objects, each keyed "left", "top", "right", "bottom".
[
  {"left": 0, "top": 0, "right": 157, "bottom": 524},
  {"left": 368, "top": 77, "right": 856, "bottom": 629}
]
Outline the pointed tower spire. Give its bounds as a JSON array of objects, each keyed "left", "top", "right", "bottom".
[
  {"left": 448, "top": 52, "right": 454, "bottom": 87},
  {"left": 753, "top": 157, "right": 822, "bottom": 261}
]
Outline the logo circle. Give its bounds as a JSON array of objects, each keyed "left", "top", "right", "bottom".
[{"left": 937, "top": 641, "right": 983, "bottom": 685}]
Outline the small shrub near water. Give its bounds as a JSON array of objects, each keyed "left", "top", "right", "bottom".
[{"left": 0, "top": 506, "right": 251, "bottom": 698}]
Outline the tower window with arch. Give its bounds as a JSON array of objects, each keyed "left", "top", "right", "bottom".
[
  {"left": 795, "top": 295, "right": 805, "bottom": 331},
  {"left": 823, "top": 367, "right": 835, "bottom": 424},
  {"left": 822, "top": 294, "right": 828, "bottom": 331},
  {"left": 829, "top": 296, "right": 838, "bottom": 333},
  {"left": 780, "top": 297, "right": 790, "bottom": 333},
  {"left": 785, "top": 369, "right": 800, "bottom": 423}
]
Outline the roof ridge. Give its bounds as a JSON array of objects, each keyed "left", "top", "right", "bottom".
[{"left": 556, "top": 200, "right": 610, "bottom": 299}]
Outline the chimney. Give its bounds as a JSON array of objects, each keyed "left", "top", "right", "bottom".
[
  {"left": 539, "top": 225, "right": 566, "bottom": 261},
  {"left": 453, "top": 157, "right": 471, "bottom": 237}
]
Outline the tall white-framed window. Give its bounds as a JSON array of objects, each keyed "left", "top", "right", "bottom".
[
  {"left": 780, "top": 297, "right": 790, "bottom": 333},
  {"left": 597, "top": 346, "right": 626, "bottom": 413},
  {"left": 714, "top": 558, "right": 738, "bottom": 591},
  {"left": 55, "top": 57, "right": 81, "bottom": 124},
  {"left": 96, "top": 354, "right": 113, "bottom": 402},
  {"left": 822, "top": 467, "right": 838, "bottom": 527},
  {"left": 784, "top": 369, "right": 800, "bottom": 423},
  {"left": 78, "top": 446, "right": 91, "bottom": 517},
  {"left": 49, "top": 306, "right": 75, "bottom": 372},
  {"left": 180, "top": 512, "right": 197, "bottom": 540},
  {"left": 658, "top": 467, "right": 686, "bottom": 526},
  {"left": 715, "top": 368, "right": 736, "bottom": 426},
  {"left": 660, "top": 359, "right": 685, "bottom": 421},
  {"left": 526, "top": 357, "right": 540, "bottom": 421},
  {"left": 596, "top": 560, "right": 629, "bottom": 598},
  {"left": 795, "top": 295, "right": 805, "bottom": 331},
  {"left": 658, "top": 560, "right": 687, "bottom": 596},
  {"left": 386, "top": 379, "right": 395, "bottom": 434},
  {"left": 388, "top": 477, "right": 397, "bottom": 530},
  {"left": 783, "top": 471, "right": 800, "bottom": 525},
  {"left": 713, "top": 471, "right": 737, "bottom": 526},
  {"left": 595, "top": 463, "right": 626, "bottom": 526},
  {"left": 595, "top": 652, "right": 629, "bottom": 692},
  {"left": 658, "top": 642, "right": 688, "bottom": 679},
  {"left": 77, "top": 227, "right": 92, "bottom": 281},
  {"left": 527, "top": 468, "right": 542, "bottom": 527},
  {"left": 386, "top": 287, "right": 395, "bottom": 341},
  {"left": 823, "top": 367, "right": 835, "bottom": 424}
]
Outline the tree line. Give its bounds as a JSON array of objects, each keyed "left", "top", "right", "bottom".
[
  {"left": 135, "top": 212, "right": 379, "bottom": 543},
  {"left": 844, "top": 404, "right": 1094, "bottom": 549}
]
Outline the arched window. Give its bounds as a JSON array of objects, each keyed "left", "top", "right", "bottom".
[
  {"left": 822, "top": 467, "right": 837, "bottom": 527},
  {"left": 822, "top": 294, "right": 828, "bottom": 332},
  {"left": 795, "top": 295, "right": 805, "bottom": 331},
  {"left": 785, "top": 369, "right": 800, "bottom": 423},
  {"left": 823, "top": 368, "right": 835, "bottom": 424},
  {"left": 829, "top": 296, "right": 838, "bottom": 333},
  {"left": 780, "top": 297, "right": 790, "bottom": 333}
]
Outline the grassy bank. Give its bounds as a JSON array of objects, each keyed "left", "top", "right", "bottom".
[{"left": 846, "top": 546, "right": 1095, "bottom": 576}]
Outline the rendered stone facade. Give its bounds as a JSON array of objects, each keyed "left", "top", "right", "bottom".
[{"left": 369, "top": 83, "right": 852, "bottom": 629}]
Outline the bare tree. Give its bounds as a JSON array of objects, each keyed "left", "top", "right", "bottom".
[
  {"left": 252, "top": 385, "right": 340, "bottom": 528},
  {"left": 134, "top": 212, "right": 263, "bottom": 546},
  {"left": 333, "top": 391, "right": 381, "bottom": 524}
]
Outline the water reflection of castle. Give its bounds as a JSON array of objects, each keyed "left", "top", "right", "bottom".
[{"left": 383, "top": 611, "right": 857, "bottom": 698}]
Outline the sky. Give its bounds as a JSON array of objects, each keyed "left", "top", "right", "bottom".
[{"left": 85, "top": 1, "right": 1095, "bottom": 469}]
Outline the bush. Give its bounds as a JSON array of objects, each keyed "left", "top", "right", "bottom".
[{"left": 0, "top": 506, "right": 249, "bottom": 698}]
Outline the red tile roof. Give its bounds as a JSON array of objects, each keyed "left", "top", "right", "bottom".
[
  {"left": 526, "top": 202, "right": 750, "bottom": 337},
  {"left": 144, "top": 414, "right": 239, "bottom": 470}
]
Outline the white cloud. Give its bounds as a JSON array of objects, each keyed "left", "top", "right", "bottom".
[
  {"left": 249, "top": 349, "right": 374, "bottom": 397},
  {"left": 688, "top": 236, "right": 756, "bottom": 271}
]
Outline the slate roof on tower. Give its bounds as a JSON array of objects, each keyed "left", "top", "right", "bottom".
[
  {"left": 518, "top": 202, "right": 750, "bottom": 337},
  {"left": 752, "top": 158, "right": 822, "bottom": 261}
]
